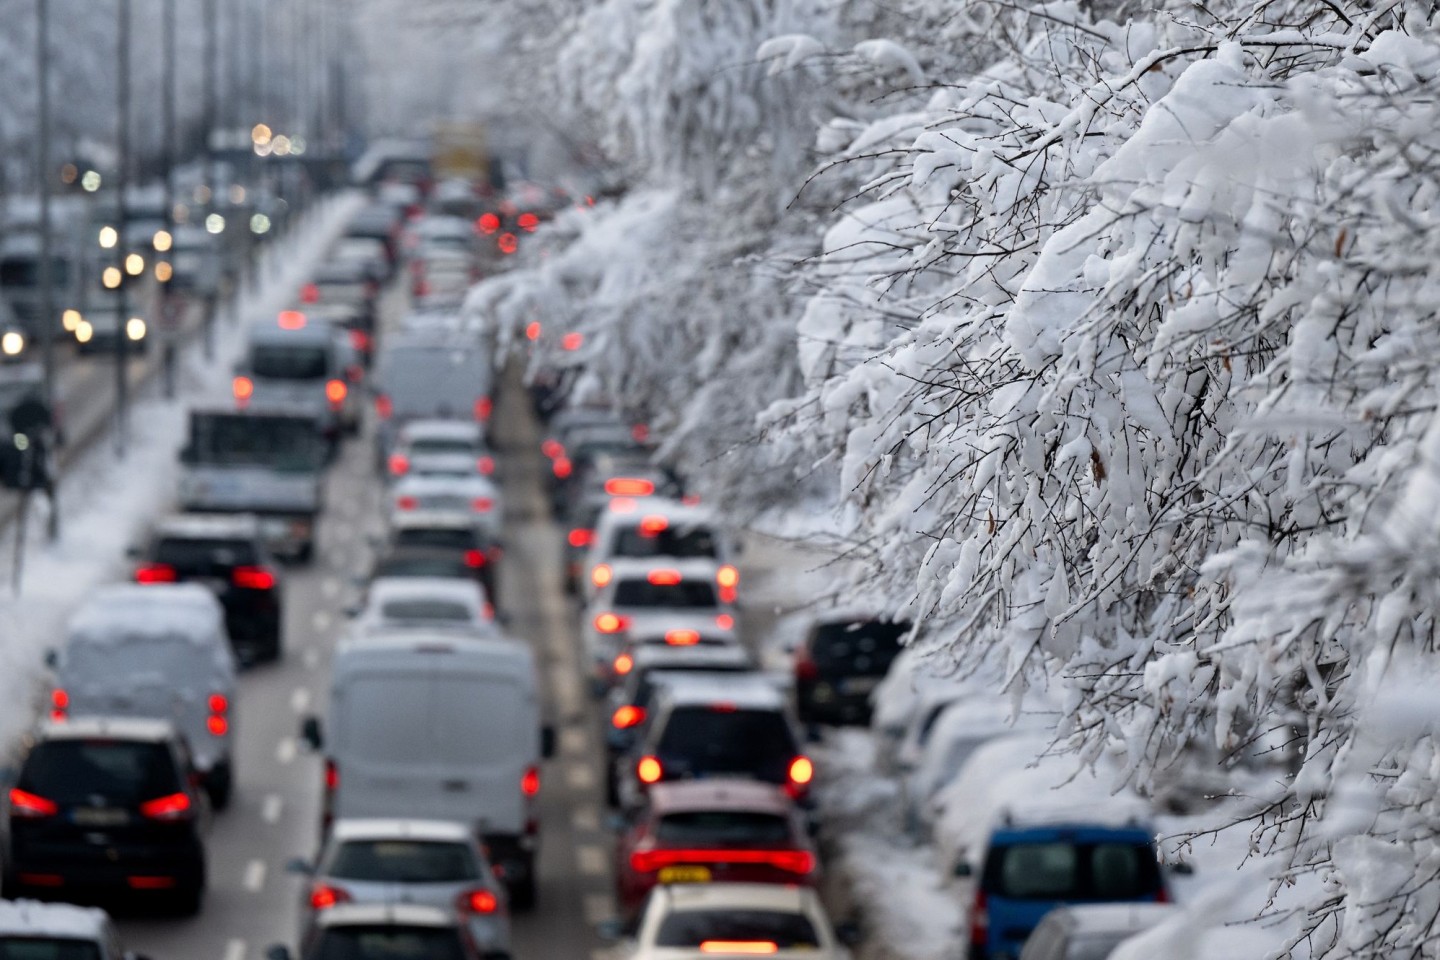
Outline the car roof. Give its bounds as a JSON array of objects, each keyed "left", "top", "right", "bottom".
[
  {"left": 391, "top": 512, "right": 477, "bottom": 532},
  {"left": 314, "top": 903, "right": 457, "bottom": 929},
  {"left": 654, "top": 672, "right": 788, "bottom": 710},
  {"left": 657, "top": 882, "right": 817, "bottom": 913},
  {"left": 367, "top": 577, "right": 485, "bottom": 607},
  {"left": 1045, "top": 903, "right": 1177, "bottom": 936},
  {"left": 400, "top": 420, "right": 483, "bottom": 441},
  {"left": 0, "top": 900, "right": 110, "bottom": 940},
  {"left": 329, "top": 818, "right": 477, "bottom": 844},
  {"left": 153, "top": 512, "right": 261, "bottom": 541},
  {"left": 36, "top": 716, "right": 179, "bottom": 743},
  {"left": 607, "top": 557, "right": 722, "bottom": 581},
  {"left": 648, "top": 780, "right": 795, "bottom": 815},
  {"left": 633, "top": 647, "right": 755, "bottom": 671},
  {"left": 392, "top": 473, "right": 496, "bottom": 494},
  {"left": 68, "top": 583, "right": 226, "bottom": 643},
  {"left": 247, "top": 314, "right": 336, "bottom": 344}
]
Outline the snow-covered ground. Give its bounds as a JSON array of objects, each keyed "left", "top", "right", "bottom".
[{"left": 0, "top": 192, "right": 364, "bottom": 751}]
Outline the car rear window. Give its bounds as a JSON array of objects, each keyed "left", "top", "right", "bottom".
[
  {"left": 809, "top": 620, "right": 907, "bottom": 674},
  {"left": 984, "top": 841, "right": 1162, "bottom": 901},
  {"left": 251, "top": 344, "right": 330, "bottom": 380},
  {"left": 312, "top": 927, "right": 466, "bottom": 960},
  {"left": 327, "top": 840, "right": 479, "bottom": 883},
  {"left": 614, "top": 579, "right": 718, "bottom": 608},
  {"left": 19, "top": 740, "right": 182, "bottom": 803},
  {"left": 656, "top": 811, "right": 792, "bottom": 846},
  {"left": 380, "top": 600, "right": 473, "bottom": 623},
  {"left": 657, "top": 707, "right": 796, "bottom": 770},
  {"left": 154, "top": 537, "right": 259, "bottom": 571},
  {"left": 374, "top": 557, "right": 470, "bottom": 579},
  {"left": 613, "top": 526, "right": 717, "bottom": 560},
  {"left": 394, "top": 528, "right": 473, "bottom": 550},
  {"left": 409, "top": 439, "right": 476, "bottom": 455},
  {"left": 0, "top": 939, "right": 103, "bottom": 960},
  {"left": 655, "top": 910, "right": 819, "bottom": 949}
]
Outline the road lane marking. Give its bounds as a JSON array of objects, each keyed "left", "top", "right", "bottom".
[
  {"left": 322, "top": 577, "right": 340, "bottom": 599},
  {"left": 572, "top": 805, "right": 601, "bottom": 832},
  {"left": 223, "top": 939, "right": 246, "bottom": 960},
  {"left": 577, "top": 844, "right": 608, "bottom": 877},
  {"left": 244, "top": 859, "right": 267, "bottom": 892},
  {"left": 276, "top": 737, "right": 297, "bottom": 765},
  {"left": 584, "top": 892, "right": 615, "bottom": 924},
  {"left": 291, "top": 687, "right": 313, "bottom": 713},
  {"left": 566, "top": 764, "right": 597, "bottom": 790},
  {"left": 312, "top": 610, "right": 333, "bottom": 633},
  {"left": 303, "top": 647, "right": 321, "bottom": 670},
  {"left": 262, "top": 794, "right": 283, "bottom": 824},
  {"left": 561, "top": 726, "right": 589, "bottom": 757}
]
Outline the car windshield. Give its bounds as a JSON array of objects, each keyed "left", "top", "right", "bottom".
[
  {"left": 0, "top": 938, "right": 103, "bottom": 960},
  {"left": 251, "top": 344, "right": 330, "bottom": 380},
  {"left": 394, "top": 528, "right": 473, "bottom": 551},
  {"left": 810, "top": 620, "right": 907, "bottom": 674},
  {"left": 379, "top": 600, "right": 473, "bottom": 623},
  {"left": 189, "top": 414, "right": 323, "bottom": 470},
  {"left": 654, "top": 910, "right": 819, "bottom": 949},
  {"left": 613, "top": 580, "right": 718, "bottom": 608},
  {"left": 19, "top": 740, "right": 181, "bottom": 804},
  {"left": 327, "top": 840, "right": 479, "bottom": 883},
  {"left": 613, "top": 526, "right": 717, "bottom": 560},
  {"left": 657, "top": 707, "right": 796, "bottom": 774},
  {"left": 985, "top": 841, "right": 1162, "bottom": 901},
  {"left": 656, "top": 811, "right": 792, "bottom": 846},
  {"left": 154, "top": 537, "right": 259, "bottom": 572},
  {"left": 312, "top": 927, "right": 466, "bottom": 960}
]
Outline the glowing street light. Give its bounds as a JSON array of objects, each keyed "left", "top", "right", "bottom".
[
  {"left": 251, "top": 122, "right": 272, "bottom": 146},
  {"left": 98, "top": 225, "right": 118, "bottom": 249},
  {"left": 81, "top": 170, "right": 102, "bottom": 192},
  {"left": 102, "top": 267, "right": 122, "bottom": 289},
  {"left": 124, "top": 253, "right": 145, "bottom": 276},
  {"left": 152, "top": 229, "right": 173, "bottom": 252},
  {"left": 205, "top": 213, "right": 225, "bottom": 234}
]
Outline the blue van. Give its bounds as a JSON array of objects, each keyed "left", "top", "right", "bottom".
[{"left": 961, "top": 822, "right": 1168, "bottom": 960}]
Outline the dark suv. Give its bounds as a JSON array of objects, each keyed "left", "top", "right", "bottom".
[
  {"left": 793, "top": 615, "right": 908, "bottom": 725},
  {"left": 4, "top": 717, "right": 208, "bottom": 914},
  {"left": 132, "top": 513, "right": 284, "bottom": 664}
]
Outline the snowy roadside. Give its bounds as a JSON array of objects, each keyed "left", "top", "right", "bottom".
[{"left": 0, "top": 191, "right": 365, "bottom": 753}]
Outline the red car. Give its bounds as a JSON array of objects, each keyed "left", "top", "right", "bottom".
[{"left": 613, "top": 780, "right": 819, "bottom": 921}]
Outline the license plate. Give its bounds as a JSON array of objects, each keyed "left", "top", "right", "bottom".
[
  {"left": 840, "top": 676, "right": 880, "bottom": 695},
  {"left": 658, "top": 866, "right": 712, "bottom": 884},
  {"left": 72, "top": 808, "right": 129, "bottom": 827}
]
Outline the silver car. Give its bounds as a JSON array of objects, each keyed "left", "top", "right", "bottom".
[{"left": 292, "top": 818, "right": 511, "bottom": 957}]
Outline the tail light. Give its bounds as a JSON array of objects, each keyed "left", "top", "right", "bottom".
[
  {"left": 477, "top": 456, "right": 496, "bottom": 476},
  {"left": 135, "top": 563, "right": 178, "bottom": 584},
  {"left": 300, "top": 282, "right": 319, "bottom": 303},
  {"left": 464, "top": 549, "right": 487, "bottom": 568},
  {"left": 497, "top": 233, "right": 518, "bottom": 255},
  {"left": 968, "top": 888, "right": 988, "bottom": 950},
  {"left": 521, "top": 766, "right": 540, "bottom": 797},
  {"left": 639, "top": 515, "right": 668, "bottom": 536},
  {"left": 388, "top": 453, "right": 410, "bottom": 476},
  {"left": 612, "top": 705, "right": 646, "bottom": 729},
  {"left": 477, "top": 213, "right": 500, "bottom": 234},
  {"left": 561, "top": 332, "right": 583, "bottom": 351},
  {"left": 207, "top": 693, "right": 229, "bottom": 736},
  {"left": 414, "top": 279, "right": 431, "bottom": 297},
  {"left": 552, "top": 457, "right": 572, "bottom": 479},
  {"left": 568, "top": 528, "right": 593, "bottom": 548},
  {"left": 647, "top": 568, "right": 682, "bottom": 585},
  {"left": 375, "top": 394, "right": 394, "bottom": 419},
  {"left": 629, "top": 848, "right": 814, "bottom": 874},
  {"left": 232, "top": 375, "right": 254, "bottom": 405},
  {"left": 784, "top": 756, "right": 814, "bottom": 799},
  {"left": 594, "top": 613, "right": 630, "bottom": 634},
  {"left": 591, "top": 564, "right": 612, "bottom": 587},
  {"left": 396, "top": 495, "right": 419, "bottom": 511},
  {"left": 794, "top": 652, "right": 819, "bottom": 682},
  {"left": 1155, "top": 885, "right": 1170, "bottom": 904},
  {"left": 9, "top": 788, "right": 59, "bottom": 818},
  {"left": 325, "top": 760, "right": 340, "bottom": 792},
  {"left": 636, "top": 755, "right": 663, "bottom": 785},
  {"left": 325, "top": 379, "right": 348, "bottom": 409},
  {"left": 348, "top": 329, "right": 371, "bottom": 352},
  {"left": 665, "top": 630, "right": 700, "bottom": 646},
  {"left": 613, "top": 652, "right": 634, "bottom": 676},
  {"left": 517, "top": 212, "right": 540, "bottom": 232},
  {"left": 541, "top": 439, "right": 564, "bottom": 459},
  {"left": 605, "top": 478, "right": 655, "bottom": 497},
  {"left": 715, "top": 614, "right": 735, "bottom": 630},
  {"left": 310, "top": 884, "right": 352, "bottom": 910},
  {"left": 49, "top": 688, "right": 68, "bottom": 721},
  {"left": 278, "top": 310, "right": 308, "bottom": 330},
  {"left": 717, "top": 565, "right": 739, "bottom": 589},
  {"left": 458, "top": 889, "right": 499, "bottom": 914},
  {"left": 233, "top": 565, "right": 276, "bottom": 590},
  {"left": 471, "top": 497, "right": 494, "bottom": 513},
  {"left": 474, "top": 397, "right": 493, "bottom": 422},
  {"left": 525, "top": 321, "right": 542, "bottom": 341},
  {"left": 682, "top": 494, "right": 702, "bottom": 506},
  {"left": 632, "top": 423, "right": 650, "bottom": 443},
  {"left": 699, "top": 943, "right": 777, "bottom": 956},
  {"left": 139, "top": 792, "right": 193, "bottom": 820}
]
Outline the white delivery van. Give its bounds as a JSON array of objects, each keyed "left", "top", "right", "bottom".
[
  {"left": 303, "top": 632, "right": 553, "bottom": 909},
  {"left": 49, "top": 583, "right": 239, "bottom": 808}
]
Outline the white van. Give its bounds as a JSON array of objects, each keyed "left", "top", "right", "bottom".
[
  {"left": 49, "top": 583, "right": 239, "bottom": 808},
  {"left": 303, "top": 632, "right": 553, "bottom": 909}
]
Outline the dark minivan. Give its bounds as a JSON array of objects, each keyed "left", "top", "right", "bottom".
[{"left": 793, "top": 615, "right": 908, "bottom": 725}]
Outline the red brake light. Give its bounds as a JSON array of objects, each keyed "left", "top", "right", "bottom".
[
  {"left": 521, "top": 766, "right": 540, "bottom": 797},
  {"left": 207, "top": 715, "right": 229, "bottom": 736},
  {"left": 561, "top": 332, "right": 583, "bottom": 351},
  {"left": 9, "top": 788, "right": 59, "bottom": 818},
  {"left": 568, "top": 528, "right": 593, "bottom": 548},
  {"left": 472, "top": 497, "right": 494, "bottom": 513},
  {"left": 613, "top": 652, "right": 634, "bottom": 676},
  {"left": 716, "top": 565, "right": 739, "bottom": 588},
  {"left": 497, "top": 233, "right": 518, "bottom": 255},
  {"left": 310, "top": 884, "right": 351, "bottom": 910},
  {"left": 594, "top": 613, "right": 630, "bottom": 634},
  {"left": 279, "top": 309, "right": 308, "bottom": 329},
  {"left": 647, "top": 568, "right": 682, "bottom": 585},
  {"left": 208, "top": 693, "right": 229, "bottom": 714},
  {"left": 605, "top": 478, "right": 655, "bottom": 497},
  {"left": 388, "top": 453, "right": 410, "bottom": 475},
  {"left": 665, "top": 630, "right": 700, "bottom": 646},
  {"left": 139, "top": 792, "right": 192, "bottom": 820},
  {"left": 700, "top": 944, "right": 777, "bottom": 955},
  {"left": 541, "top": 439, "right": 564, "bottom": 459},
  {"left": 135, "top": 563, "right": 178, "bottom": 584},
  {"left": 49, "top": 689, "right": 69, "bottom": 722},
  {"left": 232, "top": 376, "right": 254, "bottom": 403},
  {"left": 517, "top": 212, "right": 540, "bottom": 232},
  {"left": 612, "top": 705, "right": 646, "bottom": 729},
  {"left": 326, "top": 379, "right": 348, "bottom": 407},
  {"left": 460, "top": 889, "right": 499, "bottom": 914},
  {"left": 477, "top": 212, "right": 501, "bottom": 235},
  {"left": 396, "top": 495, "right": 419, "bottom": 510},
  {"left": 525, "top": 321, "right": 542, "bottom": 341},
  {"left": 629, "top": 848, "right": 814, "bottom": 874},
  {"left": 325, "top": 760, "right": 339, "bottom": 792},
  {"left": 632, "top": 423, "right": 650, "bottom": 442},
  {"left": 464, "top": 549, "right": 487, "bottom": 568},
  {"left": 591, "top": 563, "right": 612, "bottom": 587},
  {"left": 639, "top": 515, "right": 668, "bottom": 536},
  {"left": 477, "top": 456, "right": 496, "bottom": 476},
  {"left": 795, "top": 653, "right": 819, "bottom": 682},
  {"left": 969, "top": 889, "right": 988, "bottom": 948},
  {"left": 715, "top": 614, "right": 735, "bottom": 630},
  {"left": 788, "top": 756, "right": 814, "bottom": 786},
  {"left": 299, "top": 284, "right": 319, "bottom": 304},
  {"left": 349, "top": 330, "right": 371, "bottom": 352},
  {"left": 233, "top": 565, "right": 276, "bottom": 590},
  {"left": 636, "top": 755, "right": 663, "bottom": 784},
  {"left": 474, "top": 397, "right": 493, "bottom": 422},
  {"left": 552, "top": 456, "right": 573, "bottom": 479},
  {"left": 375, "top": 394, "right": 394, "bottom": 419}
]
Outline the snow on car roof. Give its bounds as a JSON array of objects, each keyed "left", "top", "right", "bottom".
[
  {"left": 315, "top": 902, "right": 456, "bottom": 929},
  {"left": 247, "top": 314, "right": 335, "bottom": 343},
  {"left": 654, "top": 671, "right": 790, "bottom": 709},
  {"left": 598, "top": 498, "right": 714, "bottom": 529},
  {"left": 392, "top": 473, "right": 498, "bottom": 496},
  {"left": 154, "top": 512, "right": 261, "bottom": 540},
  {"left": 67, "top": 583, "right": 225, "bottom": 644},
  {"left": 399, "top": 420, "right": 483, "bottom": 442},
  {"left": 659, "top": 881, "right": 816, "bottom": 913},
  {"left": 367, "top": 577, "right": 486, "bottom": 608},
  {"left": 330, "top": 818, "right": 477, "bottom": 843},
  {"left": 0, "top": 899, "right": 110, "bottom": 940},
  {"left": 634, "top": 647, "right": 756, "bottom": 671},
  {"left": 1048, "top": 903, "right": 1177, "bottom": 937},
  {"left": 38, "top": 715, "right": 180, "bottom": 742},
  {"left": 649, "top": 779, "right": 795, "bottom": 815}
]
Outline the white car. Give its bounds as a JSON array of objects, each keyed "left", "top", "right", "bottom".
[
  {"left": 387, "top": 420, "right": 495, "bottom": 482},
  {"left": 581, "top": 558, "right": 735, "bottom": 692},
  {"left": 389, "top": 472, "right": 503, "bottom": 537},
  {"left": 608, "top": 882, "right": 853, "bottom": 960},
  {"left": 583, "top": 499, "right": 738, "bottom": 603},
  {"left": 349, "top": 577, "right": 495, "bottom": 636},
  {"left": 0, "top": 898, "right": 134, "bottom": 960}
]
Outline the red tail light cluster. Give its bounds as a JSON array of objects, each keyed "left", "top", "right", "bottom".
[
  {"left": 375, "top": 394, "right": 394, "bottom": 419},
  {"left": 325, "top": 760, "right": 340, "bottom": 792},
  {"left": 325, "top": 379, "right": 348, "bottom": 410},
  {"left": 647, "top": 568, "right": 682, "bottom": 585},
  {"left": 636, "top": 755, "right": 663, "bottom": 785},
  {"left": 629, "top": 848, "right": 814, "bottom": 874},
  {"left": 784, "top": 756, "right": 814, "bottom": 799},
  {"left": 464, "top": 549, "right": 487, "bottom": 569},
  {"left": 139, "top": 792, "right": 193, "bottom": 820},
  {"left": 520, "top": 766, "right": 540, "bottom": 797},
  {"left": 605, "top": 478, "right": 655, "bottom": 497},
  {"left": 9, "top": 788, "right": 59, "bottom": 818},
  {"left": 613, "top": 652, "right": 634, "bottom": 676},
  {"left": 552, "top": 457, "right": 573, "bottom": 479},
  {"left": 207, "top": 693, "right": 230, "bottom": 736},
  {"left": 477, "top": 456, "right": 496, "bottom": 476},
  {"left": 794, "top": 652, "right": 819, "bottom": 682},
  {"left": 665, "top": 630, "right": 700, "bottom": 646},
  {"left": 233, "top": 565, "right": 276, "bottom": 590},
  {"left": 233, "top": 376, "right": 255, "bottom": 405},
  {"left": 49, "top": 689, "right": 68, "bottom": 722},
  {"left": 472, "top": 497, "right": 494, "bottom": 513},
  {"left": 135, "top": 563, "right": 178, "bottom": 584},
  {"left": 568, "top": 528, "right": 593, "bottom": 548},
  {"left": 969, "top": 889, "right": 989, "bottom": 951},
  {"left": 474, "top": 397, "right": 493, "bottom": 422},
  {"left": 396, "top": 495, "right": 419, "bottom": 511},
  {"left": 594, "top": 613, "right": 630, "bottom": 634},
  {"left": 458, "top": 889, "right": 499, "bottom": 914},
  {"left": 541, "top": 439, "right": 564, "bottom": 460},
  {"left": 612, "top": 705, "right": 646, "bottom": 729},
  {"left": 388, "top": 454, "right": 410, "bottom": 476},
  {"left": 310, "top": 883, "right": 351, "bottom": 910}
]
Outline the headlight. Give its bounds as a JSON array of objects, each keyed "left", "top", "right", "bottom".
[
  {"left": 75, "top": 320, "right": 94, "bottom": 343},
  {"left": 126, "top": 317, "right": 147, "bottom": 341},
  {"left": 1, "top": 331, "right": 23, "bottom": 356},
  {"left": 62, "top": 309, "right": 81, "bottom": 332}
]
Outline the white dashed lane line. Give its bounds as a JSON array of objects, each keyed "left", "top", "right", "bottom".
[
  {"left": 577, "top": 844, "right": 608, "bottom": 877},
  {"left": 572, "top": 805, "right": 601, "bottom": 833},
  {"left": 262, "top": 793, "right": 284, "bottom": 825},
  {"left": 244, "top": 859, "right": 267, "bottom": 892},
  {"left": 566, "top": 765, "right": 597, "bottom": 790},
  {"left": 561, "top": 726, "right": 589, "bottom": 757},
  {"left": 290, "top": 687, "right": 313, "bottom": 713},
  {"left": 321, "top": 578, "right": 341, "bottom": 599},
  {"left": 583, "top": 893, "right": 615, "bottom": 925},
  {"left": 223, "top": 938, "right": 246, "bottom": 960},
  {"left": 276, "top": 738, "right": 298, "bottom": 765},
  {"left": 312, "top": 609, "right": 333, "bottom": 633}
]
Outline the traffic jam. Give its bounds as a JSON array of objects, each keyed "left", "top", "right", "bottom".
[{"left": 3, "top": 158, "right": 1190, "bottom": 960}]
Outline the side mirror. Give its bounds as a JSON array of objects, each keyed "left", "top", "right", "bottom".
[
  {"left": 952, "top": 861, "right": 973, "bottom": 878},
  {"left": 541, "top": 725, "right": 557, "bottom": 760},
  {"left": 595, "top": 919, "right": 627, "bottom": 943},
  {"left": 43, "top": 648, "right": 58, "bottom": 669},
  {"left": 265, "top": 946, "right": 293, "bottom": 960},
  {"left": 300, "top": 715, "right": 323, "bottom": 751},
  {"left": 834, "top": 922, "right": 862, "bottom": 947},
  {"left": 285, "top": 857, "right": 315, "bottom": 875}
]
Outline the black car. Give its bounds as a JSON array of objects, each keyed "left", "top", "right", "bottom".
[
  {"left": 383, "top": 515, "right": 501, "bottom": 606},
  {"left": 3, "top": 717, "right": 208, "bottom": 914},
  {"left": 132, "top": 513, "right": 284, "bottom": 664},
  {"left": 792, "top": 615, "right": 908, "bottom": 726}
]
